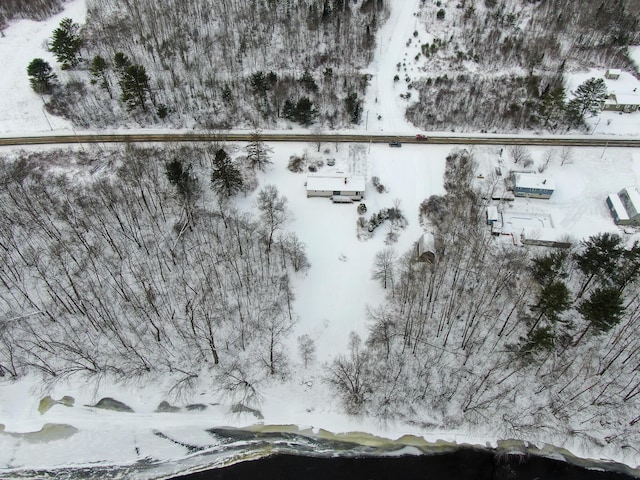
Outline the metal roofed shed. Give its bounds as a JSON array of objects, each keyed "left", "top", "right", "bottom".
[
  {"left": 608, "top": 187, "right": 640, "bottom": 226},
  {"left": 513, "top": 173, "right": 555, "bottom": 199},
  {"left": 417, "top": 233, "right": 436, "bottom": 263},
  {"left": 520, "top": 226, "right": 572, "bottom": 249},
  {"left": 306, "top": 174, "right": 365, "bottom": 201}
]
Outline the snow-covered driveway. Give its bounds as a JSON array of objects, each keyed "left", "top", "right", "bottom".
[{"left": 362, "top": 0, "right": 421, "bottom": 134}]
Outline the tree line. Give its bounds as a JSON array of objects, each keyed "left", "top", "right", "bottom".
[
  {"left": 0, "top": 144, "right": 308, "bottom": 402},
  {"left": 0, "top": 0, "right": 63, "bottom": 29},
  {"left": 31, "top": 0, "right": 387, "bottom": 129},
  {"left": 405, "top": 0, "right": 639, "bottom": 131},
  {"left": 407, "top": 74, "right": 608, "bottom": 132}
]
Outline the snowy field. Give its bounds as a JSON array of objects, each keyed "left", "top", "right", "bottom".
[{"left": 2, "top": 0, "right": 640, "bottom": 476}]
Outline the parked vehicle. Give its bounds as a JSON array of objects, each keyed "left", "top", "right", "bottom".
[
  {"left": 389, "top": 141, "right": 402, "bottom": 147},
  {"left": 327, "top": 158, "right": 336, "bottom": 166}
]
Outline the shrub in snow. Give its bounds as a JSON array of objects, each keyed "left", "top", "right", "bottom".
[
  {"left": 287, "top": 155, "right": 304, "bottom": 173},
  {"left": 371, "top": 176, "right": 387, "bottom": 193}
]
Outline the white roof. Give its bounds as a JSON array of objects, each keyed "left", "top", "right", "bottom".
[
  {"left": 607, "top": 68, "right": 622, "bottom": 75},
  {"left": 613, "top": 94, "right": 640, "bottom": 106},
  {"left": 487, "top": 206, "right": 499, "bottom": 221},
  {"left": 514, "top": 173, "right": 555, "bottom": 190},
  {"left": 306, "top": 174, "right": 366, "bottom": 192},
  {"left": 608, "top": 193, "right": 630, "bottom": 220},
  {"left": 418, "top": 232, "right": 435, "bottom": 251}
]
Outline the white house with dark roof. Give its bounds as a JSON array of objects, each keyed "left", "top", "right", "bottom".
[
  {"left": 306, "top": 174, "right": 365, "bottom": 201},
  {"left": 607, "top": 187, "right": 640, "bottom": 226}
]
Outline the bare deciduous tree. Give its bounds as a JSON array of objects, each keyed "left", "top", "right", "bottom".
[
  {"left": 372, "top": 248, "right": 396, "bottom": 289},
  {"left": 297, "top": 334, "right": 316, "bottom": 368}
]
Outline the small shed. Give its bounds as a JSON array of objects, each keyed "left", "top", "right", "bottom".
[
  {"left": 486, "top": 206, "right": 499, "bottom": 225},
  {"left": 306, "top": 174, "right": 365, "bottom": 201},
  {"left": 513, "top": 173, "right": 555, "bottom": 199},
  {"left": 608, "top": 187, "right": 640, "bottom": 226},
  {"left": 417, "top": 233, "right": 436, "bottom": 263},
  {"left": 520, "top": 227, "right": 572, "bottom": 249},
  {"left": 605, "top": 69, "right": 622, "bottom": 80}
]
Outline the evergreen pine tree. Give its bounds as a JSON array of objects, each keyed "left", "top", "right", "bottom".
[
  {"left": 345, "top": 92, "right": 362, "bottom": 124},
  {"left": 27, "top": 58, "right": 56, "bottom": 94},
  {"left": 50, "top": 18, "right": 82, "bottom": 69},
  {"left": 300, "top": 69, "right": 319, "bottom": 93},
  {"left": 531, "top": 280, "right": 571, "bottom": 326},
  {"left": 574, "top": 232, "right": 624, "bottom": 297},
  {"left": 538, "top": 86, "right": 566, "bottom": 129},
  {"left": 89, "top": 55, "right": 111, "bottom": 97},
  {"left": 530, "top": 251, "right": 568, "bottom": 286},
  {"left": 166, "top": 159, "right": 199, "bottom": 204},
  {"left": 294, "top": 97, "right": 318, "bottom": 126},
  {"left": 211, "top": 149, "right": 243, "bottom": 197},
  {"left": 114, "top": 52, "right": 132, "bottom": 73},
  {"left": 282, "top": 99, "right": 295, "bottom": 120},
  {"left": 250, "top": 71, "right": 269, "bottom": 96},
  {"left": 245, "top": 131, "right": 273, "bottom": 171},
  {"left": 578, "top": 287, "right": 625, "bottom": 334},
  {"left": 119, "top": 64, "right": 151, "bottom": 111},
  {"left": 566, "top": 78, "right": 607, "bottom": 125}
]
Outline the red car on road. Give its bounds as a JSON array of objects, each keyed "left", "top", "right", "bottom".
[{"left": 416, "top": 134, "right": 427, "bottom": 140}]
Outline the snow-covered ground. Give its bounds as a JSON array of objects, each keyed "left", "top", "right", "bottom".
[
  {"left": 1, "top": 140, "right": 640, "bottom": 476},
  {"left": 0, "top": 0, "right": 86, "bottom": 135},
  {"left": 2, "top": 0, "right": 640, "bottom": 477},
  {"left": 565, "top": 67, "right": 640, "bottom": 135},
  {"left": 362, "top": 0, "right": 422, "bottom": 134}
]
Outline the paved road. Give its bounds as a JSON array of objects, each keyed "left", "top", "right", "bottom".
[{"left": 0, "top": 132, "right": 638, "bottom": 147}]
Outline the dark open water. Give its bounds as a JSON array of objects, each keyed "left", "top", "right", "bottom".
[
  {"left": 2, "top": 427, "right": 637, "bottom": 479},
  {"left": 172, "top": 449, "right": 637, "bottom": 480}
]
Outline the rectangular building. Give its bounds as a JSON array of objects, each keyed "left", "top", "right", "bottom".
[
  {"left": 608, "top": 187, "right": 640, "bottom": 226},
  {"left": 306, "top": 174, "right": 365, "bottom": 201},
  {"left": 513, "top": 173, "right": 555, "bottom": 199}
]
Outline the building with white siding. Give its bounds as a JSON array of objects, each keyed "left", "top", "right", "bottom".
[{"left": 306, "top": 174, "right": 365, "bottom": 201}]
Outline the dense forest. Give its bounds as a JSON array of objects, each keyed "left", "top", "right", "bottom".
[
  {"left": 20, "top": 0, "right": 640, "bottom": 132},
  {"left": 0, "top": 0, "right": 63, "bottom": 28},
  {"left": 45, "top": 0, "right": 387, "bottom": 129},
  {"left": 327, "top": 149, "right": 640, "bottom": 451},
  {"left": 0, "top": 145, "right": 308, "bottom": 402},
  {"left": 406, "top": 0, "right": 640, "bottom": 131}
]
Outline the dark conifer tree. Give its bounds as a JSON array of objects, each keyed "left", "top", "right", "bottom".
[
  {"left": 27, "top": 58, "right": 56, "bottom": 94},
  {"left": 50, "top": 17, "right": 82, "bottom": 69},
  {"left": 211, "top": 149, "right": 243, "bottom": 198}
]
